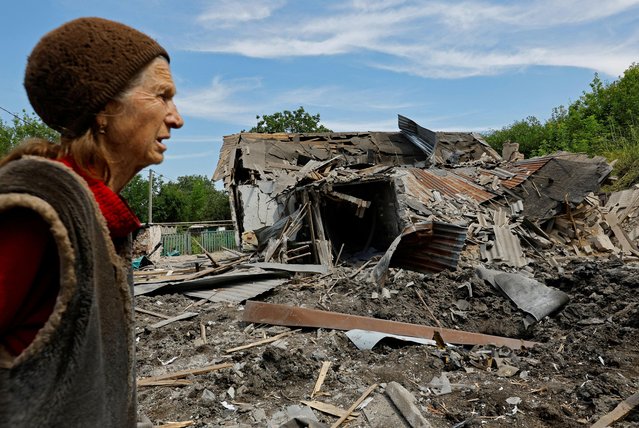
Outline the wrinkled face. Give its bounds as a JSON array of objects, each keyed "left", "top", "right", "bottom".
[{"left": 101, "top": 58, "right": 183, "bottom": 173}]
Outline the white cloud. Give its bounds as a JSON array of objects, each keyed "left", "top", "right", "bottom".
[
  {"left": 197, "top": 0, "right": 286, "bottom": 26},
  {"left": 184, "top": 0, "right": 639, "bottom": 78},
  {"left": 177, "top": 76, "right": 263, "bottom": 124},
  {"left": 178, "top": 76, "right": 425, "bottom": 126}
]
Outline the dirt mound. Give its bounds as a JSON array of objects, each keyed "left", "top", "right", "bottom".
[{"left": 135, "top": 257, "right": 639, "bottom": 427}]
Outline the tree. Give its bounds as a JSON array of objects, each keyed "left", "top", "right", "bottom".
[
  {"left": 248, "top": 106, "right": 332, "bottom": 133},
  {"left": 153, "top": 175, "right": 230, "bottom": 223},
  {"left": 0, "top": 110, "right": 59, "bottom": 156},
  {"left": 122, "top": 174, "right": 231, "bottom": 223},
  {"left": 484, "top": 116, "right": 547, "bottom": 158},
  {"left": 120, "top": 173, "right": 163, "bottom": 223},
  {"left": 483, "top": 63, "right": 639, "bottom": 188}
]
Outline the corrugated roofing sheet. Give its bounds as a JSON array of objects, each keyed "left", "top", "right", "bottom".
[
  {"left": 404, "top": 168, "right": 496, "bottom": 204},
  {"left": 185, "top": 278, "right": 287, "bottom": 303},
  {"left": 371, "top": 222, "right": 467, "bottom": 285},
  {"left": 391, "top": 222, "right": 467, "bottom": 273},
  {"left": 398, "top": 114, "right": 437, "bottom": 157},
  {"left": 498, "top": 157, "right": 552, "bottom": 189}
]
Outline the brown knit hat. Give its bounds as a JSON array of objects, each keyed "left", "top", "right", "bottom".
[{"left": 24, "top": 17, "right": 169, "bottom": 137}]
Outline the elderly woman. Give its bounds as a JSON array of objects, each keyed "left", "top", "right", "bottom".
[{"left": 0, "top": 18, "right": 183, "bottom": 426}]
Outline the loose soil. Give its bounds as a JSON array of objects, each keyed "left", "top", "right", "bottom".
[{"left": 135, "top": 254, "right": 639, "bottom": 427}]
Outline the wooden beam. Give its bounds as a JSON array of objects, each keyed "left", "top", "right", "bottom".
[
  {"left": 591, "top": 391, "right": 639, "bottom": 428},
  {"left": 242, "top": 301, "right": 538, "bottom": 349},
  {"left": 300, "top": 400, "right": 359, "bottom": 419},
  {"left": 148, "top": 312, "right": 199, "bottom": 329},
  {"left": 225, "top": 329, "right": 298, "bottom": 353},
  {"left": 154, "top": 421, "right": 194, "bottom": 428},
  {"left": 137, "top": 379, "right": 193, "bottom": 387},
  {"left": 311, "top": 361, "right": 331, "bottom": 398},
  {"left": 134, "top": 307, "right": 172, "bottom": 320},
  {"left": 191, "top": 236, "right": 220, "bottom": 267},
  {"left": 137, "top": 363, "right": 232, "bottom": 386}
]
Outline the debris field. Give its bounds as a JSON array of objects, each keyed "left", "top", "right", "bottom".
[{"left": 133, "top": 117, "right": 639, "bottom": 427}]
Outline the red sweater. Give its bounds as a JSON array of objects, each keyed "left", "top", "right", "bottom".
[{"left": 0, "top": 158, "right": 140, "bottom": 355}]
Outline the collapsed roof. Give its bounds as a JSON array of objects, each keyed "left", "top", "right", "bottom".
[{"left": 213, "top": 116, "right": 621, "bottom": 281}]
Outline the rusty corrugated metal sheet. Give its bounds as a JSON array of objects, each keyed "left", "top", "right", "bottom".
[
  {"left": 499, "top": 157, "right": 552, "bottom": 189},
  {"left": 391, "top": 221, "right": 467, "bottom": 274},
  {"left": 372, "top": 222, "right": 467, "bottom": 285},
  {"left": 405, "top": 168, "right": 496, "bottom": 203}
]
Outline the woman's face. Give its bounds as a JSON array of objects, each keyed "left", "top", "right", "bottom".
[{"left": 102, "top": 58, "right": 184, "bottom": 174}]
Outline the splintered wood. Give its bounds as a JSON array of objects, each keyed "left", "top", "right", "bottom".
[
  {"left": 137, "top": 363, "right": 232, "bottom": 387},
  {"left": 591, "top": 391, "right": 639, "bottom": 428},
  {"left": 300, "top": 400, "right": 359, "bottom": 419},
  {"left": 330, "top": 383, "right": 378, "bottom": 428},
  {"left": 225, "top": 329, "right": 298, "bottom": 353},
  {"left": 311, "top": 361, "right": 332, "bottom": 398}
]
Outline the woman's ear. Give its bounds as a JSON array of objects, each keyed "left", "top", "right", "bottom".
[{"left": 96, "top": 112, "right": 108, "bottom": 134}]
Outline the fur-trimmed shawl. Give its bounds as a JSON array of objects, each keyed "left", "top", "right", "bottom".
[{"left": 0, "top": 157, "right": 136, "bottom": 427}]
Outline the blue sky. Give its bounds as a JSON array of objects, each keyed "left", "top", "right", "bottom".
[{"left": 2, "top": 0, "right": 638, "bottom": 183}]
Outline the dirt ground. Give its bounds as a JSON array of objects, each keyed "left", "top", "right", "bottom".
[{"left": 134, "top": 251, "right": 639, "bottom": 427}]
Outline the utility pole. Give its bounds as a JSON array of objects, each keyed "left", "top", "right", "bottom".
[{"left": 148, "top": 169, "right": 153, "bottom": 224}]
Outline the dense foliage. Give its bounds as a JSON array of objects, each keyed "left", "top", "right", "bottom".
[
  {"left": 121, "top": 174, "right": 231, "bottom": 223},
  {"left": 485, "top": 64, "right": 639, "bottom": 188},
  {"left": 248, "top": 106, "right": 332, "bottom": 133}
]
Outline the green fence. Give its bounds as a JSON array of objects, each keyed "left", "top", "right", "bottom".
[
  {"left": 161, "top": 230, "right": 237, "bottom": 255},
  {"left": 199, "top": 230, "right": 237, "bottom": 252}
]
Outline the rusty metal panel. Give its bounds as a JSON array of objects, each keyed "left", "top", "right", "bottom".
[
  {"left": 243, "top": 301, "right": 538, "bottom": 349},
  {"left": 391, "top": 222, "right": 467, "bottom": 273},
  {"left": 499, "top": 157, "right": 552, "bottom": 189},
  {"left": 371, "top": 222, "right": 467, "bottom": 286},
  {"left": 405, "top": 168, "right": 496, "bottom": 203}
]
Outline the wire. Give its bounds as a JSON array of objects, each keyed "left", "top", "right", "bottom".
[{"left": 0, "top": 106, "right": 25, "bottom": 122}]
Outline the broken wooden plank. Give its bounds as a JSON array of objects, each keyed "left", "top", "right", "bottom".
[
  {"left": 591, "top": 391, "right": 639, "bottom": 428},
  {"left": 200, "top": 323, "right": 207, "bottom": 345},
  {"left": 331, "top": 383, "right": 378, "bottom": 428},
  {"left": 191, "top": 236, "right": 220, "bottom": 267},
  {"left": 225, "top": 329, "right": 299, "bottom": 353},
  {"left": 149, "top": 312, "right": 199, "bottom": 329},
  {"left": 311, "top": 361, "right": 331, "bottom": 398},
  {"left": 243, "top": 301, "right": 539, "bottom": 349},
  {"left": 605, "top": 212, "right": 639, "bottom": 254},
  {"left": 328, "top": 191, "right": 371, "bottom": 218},
  {"left": 137, "top": 379, "right": 193, "bottom": 387},
  {"left": 137, "top": 362, "right": 233, "bottom": 386},
  {"left": 154, "top": 421, "right": 194, "bottom": 428},
  {"left": 300, "top": 400, "right": 359, "bottom": 419},
  {"left": 134, "top": 307, "right": 172, "bottom": 319}
]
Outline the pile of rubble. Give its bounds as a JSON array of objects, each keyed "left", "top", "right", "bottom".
[{"left": 132, "top": 116, "right": 639, "bottom": 427}]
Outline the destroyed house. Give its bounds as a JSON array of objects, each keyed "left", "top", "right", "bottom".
[{"left": 214, "top": 116, "right": 617, "bottom": 280}]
